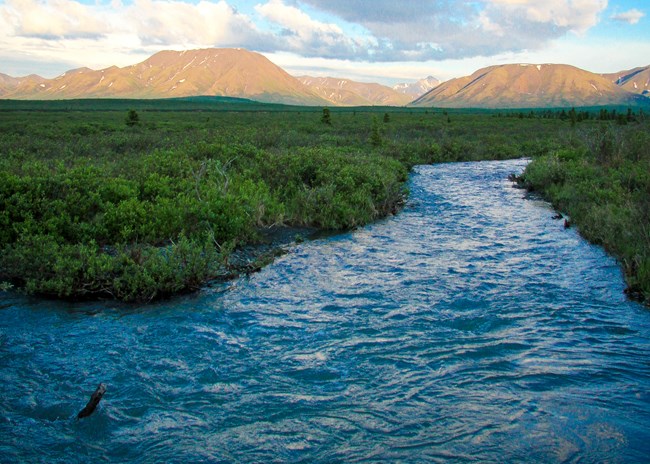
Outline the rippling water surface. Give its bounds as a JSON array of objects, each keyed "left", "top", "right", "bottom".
[{"left": 2, "top": 159, "right": 650, "bottom": 463}]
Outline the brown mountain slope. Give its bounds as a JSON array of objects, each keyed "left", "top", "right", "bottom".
[
  {"left": 603, "top": 66, "right": 650, "bottom": 96},
  {"left": 297, "top": 76, "right": 411, "bottom": 106},
  {"left": 412, "top": 64, "right": 642, "bottom": 108},
  {"left": 0, "top": 73, "right": 18, "bottom": 97},
  {"left": 0, "top": 73, "right": 18, "bottom": 88},
  {"left": 1, "top": 49, "right": 329, "bottom": 105},
  {"left": 0, "top": 73, "right": 47, "bottom": 97}
]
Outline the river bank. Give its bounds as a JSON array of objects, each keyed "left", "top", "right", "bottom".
[
  {"left": 517, "top": 123, "right": 650, "bottom": 304},
  {"left": 1, "top": 107, "right": 647, "bottom": 302}
]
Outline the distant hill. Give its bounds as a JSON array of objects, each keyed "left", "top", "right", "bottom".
[
  {"left": 3, "top": 51, "right": 648, "bottom": 108},
  {"left": 0, "top": 48, "right": 329, "bottom": 106},
  {"left": 0, "top": 73, "right": 18, "bottom": 93},
  {"left": 602, "top": 66, "right": 650, "bottom": 96},
  {"left": 393, "top": 76, "right": 440, "bottom": 98},
  {"left": 0, "top": 73, "right": 47, "bottom": 97},
  {"left": 297, "top": 76, "right": 411, "bottom": 106},
  {"left": 411, "top": 64, "right": 645, "bottom": 108}
]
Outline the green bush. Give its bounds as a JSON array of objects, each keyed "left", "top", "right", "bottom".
[
  {"left": 522, "top": 124, "right": 650, "bottom": 303},
  {"left": 3, "top": 106, "right": 641, "bottom": 302}
]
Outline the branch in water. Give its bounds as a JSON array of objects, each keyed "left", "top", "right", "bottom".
[{"left": 77, "top": 383, "right": 107, "bottom": 420}]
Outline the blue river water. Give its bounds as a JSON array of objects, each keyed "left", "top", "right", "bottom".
[{"left": 1, "top": 159, "right": 650, "bottom": 463}]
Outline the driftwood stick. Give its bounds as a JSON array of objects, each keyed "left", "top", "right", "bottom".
[{"left": 77, "top": 383, "right": 107, "bottom": 420}]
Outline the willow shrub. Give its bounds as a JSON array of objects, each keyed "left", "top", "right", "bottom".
[
  {"left": 255, "top": 147, "right": 408, "bottom": 229},
  {"left": 0, "top": 133, "right": 408, "bottom": 301},
  {"left": 520, "top": 123, "right": 650, "bottom": 302},
  {"left": 0, "top": 107, "right": 615, "bottom": 301}
]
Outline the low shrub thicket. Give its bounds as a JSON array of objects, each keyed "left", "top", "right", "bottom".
[
  {"left": 4, "top": 106, "right": 644, "bottom": 301},
  {"left": 519, "top": 124, "right": 650, "bottom": 302}
]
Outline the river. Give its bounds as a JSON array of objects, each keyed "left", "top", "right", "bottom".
[{"left": 1, "top": 159, "right": 649, "bottom": 463}]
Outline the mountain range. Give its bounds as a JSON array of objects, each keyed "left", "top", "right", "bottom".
[
  {"left": 393, "top": 76, "right": 441, "bottom": 98},
  {"left": 602, "top": 66, "right": 650, "bottom": 96},
  {"left": 296, "top": 76, "right": 412, "bottom": 106},
  {"left": 1, "top": 48, "right": 648, "bottom": 108},
  {"left": 0, "top": 48, "right": 328, "bottom": 106},
  {"left": 411, "top": 63, "right": 647, "bottom": 108}
]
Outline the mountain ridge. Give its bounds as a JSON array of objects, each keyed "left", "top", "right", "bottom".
[
  {"left": 296, "top": 76, "right": 411, "bottom": 106},
  {"left": 0, "top": 48, "right": 329, "bottom": 106},
  {"left": 602, "top": 65, "right": 650, "bottom": 96},
  {"left": 393, "top": 76, "right": 440, "bottom": 98},
  {"left": 1, "top": 49, "right": 648, "bottom": 108},
  {"left": 412, "top": 63, "right": 646, "bottom": 108}
]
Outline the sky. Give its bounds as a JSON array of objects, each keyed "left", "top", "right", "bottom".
[{"left": 0, "top": 0, "right": 649, "bottom": 85}]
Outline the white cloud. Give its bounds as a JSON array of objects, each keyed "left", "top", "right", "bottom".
[
  {"left": 0, "top": 0, "right": 277, "bottom": 76},
  {"left": 484, "top": 0, "right": 607, "bottom": 33},
  {"left": 2, "top": 0, "right": 110, "bottom": 39},
  {"left": 0, "top": 0, "right": 645, "bottom": 82},
  {"left": 129, "top": 0, "right": 264, "bottom": 47},
  {"left": 0, "top": 0, "right": 271, "bottom": 47},
  {"left": 0, "top": 0, "right": 615, "bottom": 66},
  {"left": 477, "top": 11, "right": 505, "bottom": 37},
  {"left": 254, "top": 0, "right": 362, "bottom": 58},
  {"left": 611, "top": 8, "right": 645, "bottom": 25},
  {"left": 256, "top": 0, "right": 343, "bottom": 37},
  {"left": 299, "top": 0, "right": 609, "bottom": 60}
]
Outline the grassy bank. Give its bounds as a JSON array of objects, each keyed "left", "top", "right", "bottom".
[
  {"left": 518, "top": 122, "right": 650, "bottom": 303},
  {"left": 0, "top": 104, "right": 643, "bottom": 301}
]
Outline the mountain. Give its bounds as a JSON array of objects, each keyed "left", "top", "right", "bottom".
[
  {"left": 0, "top": 73, "right": 18, "bottom": 88},
  {"left": 0, "top": 48, "right": 329, "bottom": 105},
  {"left": 0, "top": 73, "right": 18, "bottom": 97},
  {"left": 0, "top": 73, "right": 48, "bottom": 97},
  {"left": 3, "top": 52, "right": 648, "bottom": 108},
  {"left": 603, "top": 66, "right": 650, "bottom": 96},
  {"left": 297, "top": 76, "right": 411, "bottom": 106},
  {"left": 412, "top": 63, "right": 644, "bottom": 108},
  {"left": 393, "top": 76, "right": 440, "bottom": 98}
]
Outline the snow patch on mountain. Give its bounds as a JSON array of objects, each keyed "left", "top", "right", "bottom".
[{"left": 393, "top": 76, "right": 440, "bottom": 98}]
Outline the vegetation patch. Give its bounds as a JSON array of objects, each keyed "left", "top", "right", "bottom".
[
  {"left": 0, "top": 104, "right": 647, "bottom": 302},
  {"left": 517, "top": 123, "right": 650, "bottom": 303}
]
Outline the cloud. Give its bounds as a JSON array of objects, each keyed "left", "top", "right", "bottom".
[
  {"left": 611, "top": 8, "right": 645, "bottom": 25},
  {"left": 2, "top": 0, "right": 110, "bottom": 39},
  {"left": 1, "top": 0, "right": 273, "bottom": 48},
  {"left": 0, "top": 0, "right": 281, "bottom": 76},
  {"left": 297, "top": 0, "right": 609, "bottom": 60},
  {"left": 484, "top": 0, "right": 606, "bottom": 33},
  {"left": 0, "top": 0, "right": 368, "bottom": 60},
  {"left": 254, "top": 0, "right": 364, "bottom": 58},
  {"left": 0, "top": 0, "right": 612, "bottom": 64},
  {"left": 128, "top": 0, "right": 265, "bottom": 47},
  {"left": 0, "top": 0, "right": 622, "bottom": 80}
]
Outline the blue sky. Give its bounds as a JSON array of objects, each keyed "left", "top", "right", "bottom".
[{"left": 0, "top": 0, "right": 648, "bottom": 84}]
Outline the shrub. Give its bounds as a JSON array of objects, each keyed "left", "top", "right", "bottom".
[
  {"left": 522, "top": 124, "right": 650, "bottom": 303},
  {"left": 125, "top": 109, "right": 140, "bottom": 127}
]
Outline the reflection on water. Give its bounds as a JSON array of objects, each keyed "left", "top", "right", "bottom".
[{"left": 1, "top": 160, "right": 649, "bottom": 462}]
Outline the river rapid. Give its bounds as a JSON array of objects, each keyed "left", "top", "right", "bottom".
[{"left": 1, "top": 159, "right": 649, "bottom": 463}]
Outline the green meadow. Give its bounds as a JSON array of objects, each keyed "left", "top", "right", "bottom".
[{"left": 0, "top": 99, "right": 648, "bottom": 303}]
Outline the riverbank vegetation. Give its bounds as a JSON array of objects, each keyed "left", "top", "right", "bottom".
[
  {"left": 0, "top": 101, "right": 648, "bottom": 302},
  {"left": 518, "top": 122, "right": 650, "bottom": 303}
]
